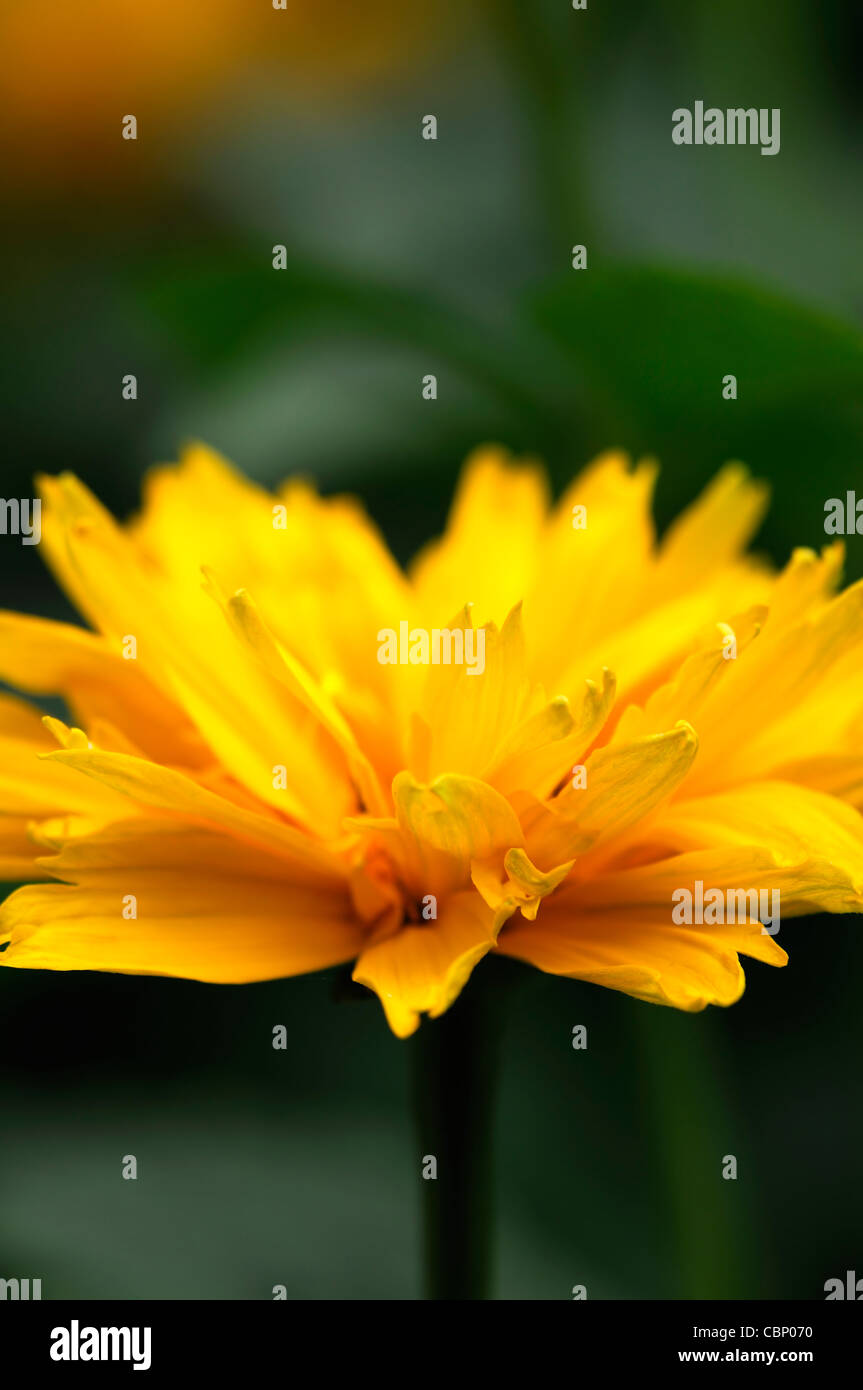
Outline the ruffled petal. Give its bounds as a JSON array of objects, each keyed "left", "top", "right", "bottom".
[
  {"left": 352, "top": 889, "right": 500, "bottom": 1037},
  {"left": 1, "top": 819, "right": 364, "bottom": 981}
]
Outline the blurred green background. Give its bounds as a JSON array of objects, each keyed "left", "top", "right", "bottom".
[{"left": 1, "top": 0, "right": 862, "bottom": 1298}]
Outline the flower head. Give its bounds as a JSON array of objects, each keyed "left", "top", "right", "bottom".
[
  {"left": 2, "top": 444, "right": 862, "bottom": 1036},
  {"left": 0, "top": 0, "right": 450, "bottom": 194}
]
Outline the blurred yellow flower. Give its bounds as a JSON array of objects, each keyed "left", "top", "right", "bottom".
[
  {"left": 0, "top": 0, "right": 446, "bottom": 191},
  {"left": 2, "top": 445, "right": 862, "bottom": 1036}
]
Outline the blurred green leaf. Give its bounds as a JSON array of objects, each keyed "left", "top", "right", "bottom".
[
  {"left": 129, "top": 250, "right": 562, "bottom": 425},
  {"left": 532, "top": 263, "right": 863, "bottom": 433},
  {"left": 531, "top": 264, "right": 863, "bottom": 576}
]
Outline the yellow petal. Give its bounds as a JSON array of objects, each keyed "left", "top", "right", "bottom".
[
  {"left": 498, "top": 898, "right": 782, "bottom": 1011},
  {"left": 391, "top": 769, "right": 523, "bottom": 894},
  {"left": 683, "top": 577, "right": 863, "bottom": 794},
  {"left": 535, "top": 460, "right": 770, "bottom": 704},
  {"left": 635, "top": 782, "right": 863, "bottom": 914},
  {"left": 417, "top": 604, "right": 532, "bottom": 781},
  {"left": 488, "top": 668, "right": 616, "bottom": 799},
  {"left": 42, "top": 746, "right": 349, "bottom": 881},
  {"left": 0, "top": 720, "right": 130, "bottom": 822},
  {"left": 524, "top": 722, "right": 698, "bottom": 866},
  {"left": 410, "top": 445, "right": 549, "bottom": 628},
  {"left": 36, "top": 472, "right": 355, "bottom": 834},
  {"left": 471, "top": 847, "right": 573, "bottom": 923},
  {"left": 206, "top": 575, "right": 388, "bottom": 816},
  {"left": 0, "top": 815, "right": 57, "bottom": 881},
  {"left": 352, "top": 889, "right": 499, "bottom": 1036},
  {"left": 612, "top": 615, "right": 762, "bottom": 744},
  {"left": 0, "top": 689, "right": 59, "bottom": 741},
  {"left": 655, "top": 462, "right": 769, "bottom": 586},
  {"left": 0, "top": 820, "right": 364, "bottom": 982},
  {"left": 764, "top": 543, "right": 844, "bottom": 630},
  {"left": 531, "top": 451, "right": 658, "bottom": 673},
  {"left": 0, "top": 610, "right": 207, "bottom": 768}
]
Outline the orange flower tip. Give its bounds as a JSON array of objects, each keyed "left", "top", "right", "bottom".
[
  {"left": 790, "top": 546, "right": 816, "bottom": 566},
  {"left": 720, "top": 459, "right": 765, "bottom": 488},
  {"left": 51, "top": 471, "right": 84, "bottom": 498},
  {"left": 445, "top": 602, "right": 476, "bottom": 629},
  {"left": 671, "top": 720, "right": 699, "bottom": 751},
  {"left": 40, "top": 715, "right": 90, "bottom": 751},
  {"left": 227, "top": 589, "right": 256, "bottom": 617},
  {"left": 585, "top": 668, "right": 617, "bottom": 701}
]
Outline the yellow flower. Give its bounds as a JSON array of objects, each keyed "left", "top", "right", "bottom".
[
  {"left": 0, "top": 0, "right": 452, "bottom": 193},
  {"left": 2, "top": 444, "right": 862, "bottom": 1037}
]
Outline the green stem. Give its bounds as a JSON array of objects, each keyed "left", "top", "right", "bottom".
[
  {"left": 633, "top": 1005, "right": 756, "bottom": 1298},
  {"left": 489, "top": 0, "right": 598, "bottom": 260},
  {"left": 410, "top": 987, "right": 500, "bottom": 1300}
]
